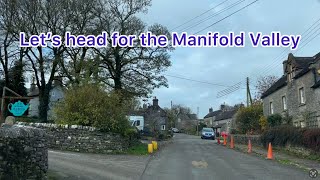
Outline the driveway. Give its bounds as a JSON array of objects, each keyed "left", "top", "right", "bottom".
[{"left": 49, "top": 134, "right": 312, "bottom": 180}]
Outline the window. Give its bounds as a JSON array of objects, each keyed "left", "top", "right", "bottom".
[
  {"left": 136, "top": 120, "right": 140, "bottom": 126},
  {"left": 161, "top": 125, "right": 166, "bottom": 130},
  {"left": 288, "top": 65, "right": 295, "bottom": 82},
  {"left": 299, "top": 87, "right": 305, "bottom": 104},
  {"left": 269, "top": 102, "right": 274, "bottom": 114},
  {"left": 282, "top": 96, "right": 287, "bottom": 110}
]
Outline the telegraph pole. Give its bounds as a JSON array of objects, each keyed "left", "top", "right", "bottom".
[
  {"left": 196, "top": 107, "right": 199, "bottom": 135},
  {"left": 246, "top": 77, "right": 253, "bottom": 107}
]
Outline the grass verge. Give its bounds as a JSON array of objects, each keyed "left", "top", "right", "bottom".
[{"left": 125, "top": 143, "right": 149, "bottom": 155}]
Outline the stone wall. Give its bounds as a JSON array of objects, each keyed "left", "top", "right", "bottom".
[
  {"left": 0, "top": 127, "right": 48, "bottom": 179},
  {"left": 16, "top": 122, "right": 135, "bottom": 154},
  {"left": 229, "top": 134, "right": 315, "bottom": 156},
  {"left": 228, "top": 134, "right": 262, "bottom": 146}
]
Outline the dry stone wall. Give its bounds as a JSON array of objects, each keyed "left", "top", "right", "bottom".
[
  {"left": 0, "top": 127, "right": 48, "bottom": 179},
  {"left": 15, "top": 122, "right": 134, "bottom": 154}
]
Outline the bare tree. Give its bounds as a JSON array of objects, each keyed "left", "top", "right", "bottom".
[
  {"left": 255, "top": 75, "right": 278, "bottom": 100},
  {"left": 93, "top": 0, "right": 174, "bottom": 97},
  {"left": 12, "top": 0, "right": 90, "bottom": 121}
]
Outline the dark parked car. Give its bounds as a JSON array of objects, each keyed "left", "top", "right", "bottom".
[{"left": 201, "top": 128, "right": 215, "bottom": 140}]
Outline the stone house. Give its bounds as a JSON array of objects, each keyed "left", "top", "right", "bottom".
[
  {"left": 27, "top": 77, "right": 64, "bottom": 119},
  {"left": 203, "top": 104, "right": 242, "bottom": 134},
  {"left": 261, "top": 52, "right": 320, "bottom": 128},
  {"left": 129, "top": 97, "right": 168, "bottom": 132},
  {"left": 176, "top": 113, "right": 198, "bottom": 131}
]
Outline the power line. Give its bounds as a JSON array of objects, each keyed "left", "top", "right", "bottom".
[
  {"left": 216, "top": 81, "right": 245, "bottom": 98},
  {"left": 178, "top": 0, "right": 246, "bottom": 32},
  {"left": 194, "top": 0, "right": 259, "bottom": 34},
  {"left": 170, "top": 0, "right": 230, "bottom": 31},
  {"left": 164, "top": 74, "right": 243, "bottom": 88}
]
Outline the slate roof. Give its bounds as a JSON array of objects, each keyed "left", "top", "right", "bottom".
[
  {"left": 261, "top": 52, "right": 320, "bottom": 99},
  {"left": 215, "top": 109, "right": 238, "bottom": 121},
  {"left": 204, "top": 110, "right": 222, "bottom": 119},
  {"left": 294, "top": 57, "right": 314, "bottom": 69},
  {"left": 261, "top": 75, "right": 287, "bottom": 99}
]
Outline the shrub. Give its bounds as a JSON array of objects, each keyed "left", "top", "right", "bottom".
[
  {"left": 259, "top": 116, "right": 268, "bottom": 131},
  {"left": 303, "top": 129, "right": 320, "bottom": 152},
  {"left": 267, "top": 114, "right": 282, "bottom": 127},
  {"left": 261, "top": 125, "right": 303, "bottom": 148},
  {"left": 282, "top": 112, "right": 293, "bottom": 125},
  {"left": 235, "top": 104, "right": 263, "bottom": 134},
  {"left": 261, "top": 126, "right": 320, "bottom": 152},
  {"left": 53, "top": 84, "right": 132, "bottom": 133}
]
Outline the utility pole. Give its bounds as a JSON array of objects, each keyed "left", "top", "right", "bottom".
[
  {"left": 246, "top": 77, "right": 253, "bottom": 107},
  {"left": 196, "top": 106, "right": 199, "bottom": 136}
]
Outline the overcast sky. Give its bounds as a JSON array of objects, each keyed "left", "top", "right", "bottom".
[{"left": 140, "top": 0, "right": 320, "bottom": 118}]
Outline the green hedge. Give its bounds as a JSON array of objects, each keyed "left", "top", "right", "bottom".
[{"left": 261, "top": 125, "right": 320, "bottom": 152}]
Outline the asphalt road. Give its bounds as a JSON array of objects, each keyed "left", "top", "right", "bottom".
[
  {"left": 48, "top": 150, "right": 149, "bottom": 180},
  {"left": 49, "top": 134, "right": 312, "bottom": 180},
  {"left": 141, "top": 133, "right": 311, "bottom": 180}
]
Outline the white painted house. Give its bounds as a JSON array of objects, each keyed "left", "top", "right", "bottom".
[{"left": 27, "top": 77, "right": 64, "bottom": 119}]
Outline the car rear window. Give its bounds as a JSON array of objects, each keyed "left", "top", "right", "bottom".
[{"left": 202, "top": 128, "right": 213, "bottom": 132}]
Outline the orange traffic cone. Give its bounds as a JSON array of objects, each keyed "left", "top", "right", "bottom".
[
  {"left": 217, "top": 137, "right": 220, "bottom": 144},
  {"left": 230, "top": 135, "right": 234, "bottom": 149},
  {"left": 247, "top": 139, "right": 252, "bottom": 153},
  {"left": 223, "top": 136, "right": 227, "bottom": 146},
  {"left": 267, "top": 142, "right": 273, "bottom": 160}
]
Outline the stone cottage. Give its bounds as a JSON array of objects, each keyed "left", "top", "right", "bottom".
[
  {"left": 129, "top": 97, "right": 168, "bottom": 132},
  {"left": 176, "top": 113, "right": 198, "bottom": 131},
  {"left": 203, "top": 104, "right": 242, "bottom": 134},
  {"left": 261, "top": 52, "right": 320, "bottom": 128},
  {"left": 28, "top": 77, "right": 64, "bottom": 119}
]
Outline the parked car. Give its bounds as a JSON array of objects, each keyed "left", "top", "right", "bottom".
[
  {"left": 171, "top": 128, "right": 179, "bottom": 133},
  {"left": 201, "top": 128, "right": 215, "bottom": 140}
]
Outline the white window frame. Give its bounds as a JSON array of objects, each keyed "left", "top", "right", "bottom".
[
  {"left": 161, "top": 125, "right": 166, "bottom": 130},
  {"left": 282, "top": 96, "right": 287, "bottom": 110},
  {"left": 270, "top": 102, "right": 274, "bottom": 115},
  {"left": 299, "top": 87, "right": 305, "bottom": 104}
]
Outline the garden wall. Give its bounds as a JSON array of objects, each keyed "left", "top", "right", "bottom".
[
  {"left": 0, "top": 127, "right": 48, "bottom": 179},
  {"left": 15, "top": 122, "right": 137, "bottom": 153},
  {"left": 228, "top": 134, "right": 262, "bottom": 146},
  {"left": 229, "top": 128, "right": 319, "bottom": 156}
]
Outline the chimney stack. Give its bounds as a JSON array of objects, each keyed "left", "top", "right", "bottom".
[
  {"left": 153, "top": 97, "right": 159, "bottom": 107},
  {"left": 209, "top": 107, "right": 213, "bottom": 113}
]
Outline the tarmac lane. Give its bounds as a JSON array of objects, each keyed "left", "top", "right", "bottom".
[
  {"left": 48, "top": 133, "right": 312, "bottom": 180},
  {"left": 140, "top": 133, "right": 310, "bottom": 180}
]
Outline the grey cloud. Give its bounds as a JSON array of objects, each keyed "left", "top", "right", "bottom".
[{"left": 143, "top": 0, "right": 320, "bottom": 117}]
